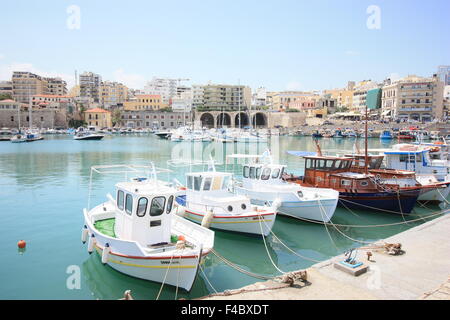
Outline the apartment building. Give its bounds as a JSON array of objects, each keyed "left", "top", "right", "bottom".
[
  {"left": 200, "top": 84, "right": 251, "bottom": 111},
  {"left": 31, "top": 94, "right": 75, "bottom": 111},
  {"left": 437, "top": 66, "right": 450, "bottom": 86},
  {"left": 192, "top": 85, "right": 205, "bottom": 108},
  {"left": 79, "top": 71, "right": 102, "bottom": 102},
  {"left": 143, "top": 78, "right": 179, "bottom": 104},
  {"left": 252, "top": 87, "right": 267, "bottom": 107},
  {"left": 323, "top": 87, "right": 354, "bottom": 109},
  {"left": 0, "top": 81, "right": 13, "bottom": 97},
  {"left": 45, "top": 77, "right": 67, "bottom": 96},
  {"left": 123, "top": 94, "right": 163, "bottom": 111},
  {"left": 99, "top": 81, "right": 128, "bottom": 108},
  {"left": 352, "top": 80, "right": 379, "bottom": 113},
  {"left": 12, "top": 71, "right": 48, "bottom": 103},
  {"left": 381, "top": 75, "right": 444, "bottom": 122}
]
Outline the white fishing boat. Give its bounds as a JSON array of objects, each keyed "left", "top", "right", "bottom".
[
  {"left": 82, "top": 164, "right": 214, "bottom": 291},
  {"left": 0, "top": 128, "right": 12, "bottom": 141},
  {"left": 376, "top": 143, "right": 450, "bottom": 203},
  {"left": 25, "top": 129, "right": 44, "bottom": 142},
  {"left": 229, "top": 152, "right": 339, "bottom": 222},
  {"left": 175, "top": 165, "right": 279, "bottom": 236}
]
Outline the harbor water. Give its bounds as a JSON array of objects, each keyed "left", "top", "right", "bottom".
[{"left": 0, "top": 134, "right": 444, "bottom": 299}]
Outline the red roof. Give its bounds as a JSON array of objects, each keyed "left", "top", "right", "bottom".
[{"left": 84, "top": 108, "right": 110, "bottom": 113}]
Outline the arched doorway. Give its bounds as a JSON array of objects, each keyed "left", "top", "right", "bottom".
[
  {"left": 200, "top": 113, "right": 215, "bottom": 128},
  {"left": 235, "top": 112, "right": 249, "bottom": 128},
  {"left": 251, "top": 112, "right": 267, "bottom": 128},
  {"left": 217, "top": 113, "right": 231, "bottom": 127}
]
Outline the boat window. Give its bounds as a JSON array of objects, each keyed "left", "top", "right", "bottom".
[
  {"left": 334, "top": 160, "right": 342, "bottom": 169},
  {"left": 243, "top": 166, "right": 249, "bottom": 178},
  {"left": 117, "top": 190, "right": 124, "bottom": 210},
  {"left": 212, "top": 176, "right": 222, "bottom": 190},
  {"left": 360, "top": 181, "right": 369, "bottom": 187},
  {"left": 341, "top": 180, "right": 351, "bottom": 186},
  {"left": 256, "top": 167, "right": 262, "bottom": 179},
  {"left": 203, "top": 177, "right": 212, "bottom": 191},
  {"left": 305, "top": 159, "right": 312, "bottom": 169},
  {"left": 194, "top": 176, "right": 202, "bottom": 191},
  {"left": 272, "top": 168, "right": 281, "bottom": 178},
  {"left": 416, "top": 153, "right": 422, "bottom": 163},
  {"left": 150, "top": 196, "right": 166, "bottom": 216},
  {"left": 249, "top": 167, "right": 256, "bottom": 179},
  {"left": 261, "top": 168, "right": 271, "bottom": 180},
  {"left": 125, "top": 194, "right": 133, "bottom": 215},
  {"left": 166, "top": 196, "right": 174, "bottom": 214},
  {"left": 399, "top": 154, "right": 408, "bottom": 162},
  {"left": 222, "top": 175, "right": 230, "bottom": 189},
  {"left": 187, "top": 175, "right": 193, "bottom": 190},
  {"left": 136, "top": 197, "right": 148, "bottom": 217}
]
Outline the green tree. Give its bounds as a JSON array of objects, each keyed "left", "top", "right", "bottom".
[{"left": 0, "top": 93, "right": 13, "bottom": 100}]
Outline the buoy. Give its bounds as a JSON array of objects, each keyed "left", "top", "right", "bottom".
[
  {"left": 18, "top": 240, "right": 26, "bottom": 249},
  {"left": 81, "top": 226, "right": 89, "bottom": 243},
  {"left": 88, "top": 234, "right": 96, "bottom": 254},
  {"left": 201, "top": 211, "right": 214, "bottom": 229},
  {"left": 178, "top": 235, "right": 186, "bottom": 241},
  {"left": 101, "top": 243, "right": 110, "bottom": 264}
]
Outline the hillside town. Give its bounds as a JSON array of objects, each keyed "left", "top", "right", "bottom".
[{"left": 1, "top": 66, "right": 450, "bottom": 132}]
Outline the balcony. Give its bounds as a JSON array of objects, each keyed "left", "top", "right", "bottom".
[{"left": 399, "top": 107, "right": 432, "bottom": 112}]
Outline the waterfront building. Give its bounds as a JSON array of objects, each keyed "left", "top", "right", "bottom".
[
  {"left": 0, "top": 99, "right": 68, "bottom": 128},
  {"left": 192, "top": 85, "right": 205, "bottom": 109},
  {"left": 79, "top": 71, "right": 102, "bottom": 102},
  {"left": 12, "top": 71, "right": 48, "bottom": 103},
  {"left": 352, "top": 80, "right": 379, "bottom": 114},
  {"left": 143, "top": 77, "right": 179, "bottom": 104},
  {"left": 200, "top": 84, "right": 251, "bottom": 111},
  {"left": 323, "top": 85, "right": 354, "bottom": 109},
  {"left": 0, "top": 81, "right": 13, "bottom": 98},
  {"left": 381, "top": 74, "right": 444, "bottom": 122},
  {"left": 271, "top": 91, "right": 319, "bottom": 111},
  {"left": 437, "top": 65, "right": 450, "bottom": 86},
  {"left": 444, "top": 85, "right": 450, "bottom": 99},
  {"left": 99, "top": 81, "right": 128, "bottom": 109},
  {"left": 45, "top": 77, "right": 67, "bottom": 96},
  {"left": 252, "top": 87, "right": 267, "bottom": 108},
  {"left": 171, "top": 91, "right": 192, "bottom": 113},
  {"left": 31, "top": 94, "right": 75, "bottom": 112},
  {"left": 120, "top": 110, "right": 192, "bottom": 129},
  {"left": 123, "top": 94, "right": 164, "bottom": 111},
  {"left": 83, "top": 107, "right": 112, "bottom": 128}
]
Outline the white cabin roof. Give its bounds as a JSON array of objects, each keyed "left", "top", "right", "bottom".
[{"left": 115, "top": 179, "right": 175, "bottom": 196}]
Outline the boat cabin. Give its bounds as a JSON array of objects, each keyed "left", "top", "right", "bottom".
[
  {"left": 113, "top": 178, "right": 175, "bottom": 246},
  {"left": 344, "top": 154, "right": 384, "bottom": 170},
  {"left": 185, "top": 171, "right": 252, "bottom": 215},
  {"left": 242, "top": 163, "right": 286, "bottom": 185}
]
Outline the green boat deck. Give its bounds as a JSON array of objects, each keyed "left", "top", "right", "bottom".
[{"left": 94, "top": 218, "right": 116, "bottom": 238}]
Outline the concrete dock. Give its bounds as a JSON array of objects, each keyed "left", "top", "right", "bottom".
[{"left": 200, "top": 213, "right": 450, "bottom": 300}]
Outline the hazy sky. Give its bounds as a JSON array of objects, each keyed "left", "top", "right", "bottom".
[{"left": 0, "top": 0, "right": 449, "bottom": 91}]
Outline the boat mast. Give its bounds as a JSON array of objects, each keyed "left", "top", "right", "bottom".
[{"left": 364, "top": 104, "right": 369, "bottom": 175}]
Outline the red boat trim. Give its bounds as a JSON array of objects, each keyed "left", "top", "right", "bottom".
[
  {"left": 185, "top": 209, "right": 275, "bottom": 219},
  {"left": 95, "top": 243, "right": 211, "bottom": 260}
]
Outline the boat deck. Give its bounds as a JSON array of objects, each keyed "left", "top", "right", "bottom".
[{"left": 94, "top": 218, "right": 116, "bottom": 238}]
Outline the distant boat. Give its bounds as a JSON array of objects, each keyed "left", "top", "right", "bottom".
[
  {"left": 380, "top": 130, "right": 393, "bottom": 140},
  {"left": 10, "top": 133, "right": 27, "bottom": 143},
  {"left": 0, "top": 128, "right": 12, "bottom": 141},
  {"left": 74, "top": 127, "right": 104, "bottom": 140}
]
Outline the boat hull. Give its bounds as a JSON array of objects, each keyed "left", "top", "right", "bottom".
[
  {"left": 338, "top": 189, "right": 420, "bottom": 214},
  {"left": 179, "top": 208, "right": 276, "bottom": 236},
  {"left": 418, "top": 184, "right": 450, "bottom": 203},
  {"left": 74, "top": 135, "right": 104, "bottom": 140}
]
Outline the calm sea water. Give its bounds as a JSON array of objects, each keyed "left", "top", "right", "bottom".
[{"left": 0, "top": 134, "right": 442, "bottom": 300}]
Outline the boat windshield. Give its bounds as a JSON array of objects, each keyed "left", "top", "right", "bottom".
[{"left": 305, "top": 158, "right": 352, "bottom": 171}]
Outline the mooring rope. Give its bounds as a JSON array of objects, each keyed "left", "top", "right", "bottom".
[{"left": 257, "top": 213, "right": 286, "bottom": 275}]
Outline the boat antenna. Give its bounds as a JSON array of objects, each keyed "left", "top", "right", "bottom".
[{"left": 313, "top": 138, "right": 323, "bottom": 157}]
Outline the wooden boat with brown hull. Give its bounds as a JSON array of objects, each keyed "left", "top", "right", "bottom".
[{"left": 284, "top": 154, "right": 422, "bottom": 214}]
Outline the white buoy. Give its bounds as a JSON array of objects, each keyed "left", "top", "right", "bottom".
[
  {"left": 88, "top": 234, "right": 96, "bottom": 254},
  {"left": 101, "top": 243, "right": 110, "bottom": 264},
  {"left": 81, "top": 226, "right": 89, "bottom": 243},
  {"left": 201, "top": 210, "right": 214, "bottom": 228}
]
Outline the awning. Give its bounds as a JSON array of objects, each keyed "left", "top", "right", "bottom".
[
  {"left": 381, "top": 110, "right": 392, "bottom": 116},
  {"left": 286, "top": 150, "right": 317, "bottom": 157}
]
